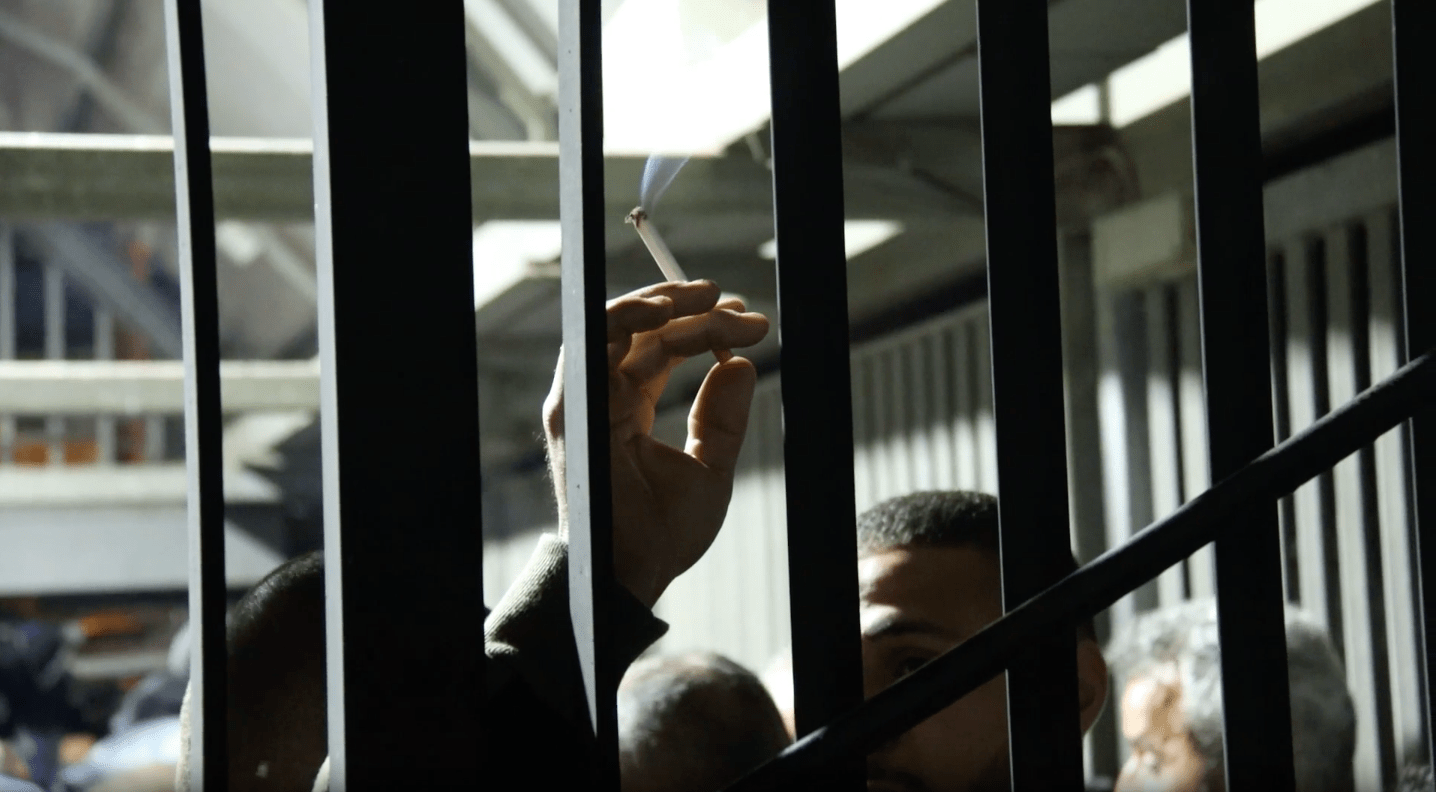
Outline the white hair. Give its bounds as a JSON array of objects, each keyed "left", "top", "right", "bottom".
[{"left": 1106, "top": 598, "right": 1356, "bottom": 792}]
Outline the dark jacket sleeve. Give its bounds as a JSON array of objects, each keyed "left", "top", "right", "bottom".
[{"left": 481, "top": 533, "right": 668, "bottom": 785}]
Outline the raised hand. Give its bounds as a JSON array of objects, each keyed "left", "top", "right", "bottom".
[{"left": 544, "top": 280, "right": 770, "bottom": 608}]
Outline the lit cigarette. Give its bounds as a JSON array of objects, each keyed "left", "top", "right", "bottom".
[
  {"left": 626, "top": 206, "right": 732, "bottom": 363},
  {"left": 627, "top": 207, "right": 689, "bottom": 282}
]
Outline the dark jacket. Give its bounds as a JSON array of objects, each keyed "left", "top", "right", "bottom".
[{"left": 311, "top": 533, "right": 668, "bottom": 791}]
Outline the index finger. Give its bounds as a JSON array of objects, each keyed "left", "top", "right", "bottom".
[{"left": 610, "top": 280, "right": 722, "bottom": 318}]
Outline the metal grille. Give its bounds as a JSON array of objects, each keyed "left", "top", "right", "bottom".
[{"left": 148, "top": 2, "right": 1436, "bottom": 792}]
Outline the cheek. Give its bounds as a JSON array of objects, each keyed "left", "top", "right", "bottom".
[{"left": 897, "top": 675, "right": 1010, "bottom": 779}]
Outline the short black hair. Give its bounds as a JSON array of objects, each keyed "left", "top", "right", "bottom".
[
  {"left": 856, "top": 491, "right": 1096, "bottom": 641},
  {"left": 618, "top": 652, "right": 791, "bottom": 792},
  {"left": 225, "top": 551, "right": 328, "bottom": 792}
]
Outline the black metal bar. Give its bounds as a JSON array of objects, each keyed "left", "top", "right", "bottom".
[
  {"left": 308, "top": 2, "right": 484, "bottom": 787},
  {"left": 1185, "top": 1, "right": 1296, "bottom": 789},
  {"left": 161, "top": 3, "right": 226, "bottom": 790},
  {"left": 1391, "top": 0, "right": 1436, "bottom": 766},
  {"left": 725, "top": 349, "right": 1436, "bottom": 792},
  {"left": 975, "top": 1, "right": 1082, "bottom": 788},
  {"left": 766, "top": 0, "right": 863, "bottom": 787},
  {"left": 558, "top": 0, "right": 618, "bottom": 786}
]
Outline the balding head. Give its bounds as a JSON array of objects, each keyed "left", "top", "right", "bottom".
[
  {"left": 617, "top": 652, "right": 790, "bottom": 792},
  {"left": 177, "top": 552, "right": 328, "bottom": 792}
]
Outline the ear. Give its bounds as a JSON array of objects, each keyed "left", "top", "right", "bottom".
[{"left": 1076, "top": 637, "right": 1110, "bottom": 734}]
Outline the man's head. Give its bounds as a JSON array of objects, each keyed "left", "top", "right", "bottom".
[
  {"left": 617, "top": 652, "right": 791, "bottom": 792},
  {"left": 177, "top": 552, "right": 328, "bottom": 792},
  {"left": 856, "top": 491, "right": 1108, "bottom": 792},
  {"left": 1106, "top": 599, "right": 1355, "bottom": 792},
  {"left": 1395, "top": 764, "right": 1434, "bottom": 792}
]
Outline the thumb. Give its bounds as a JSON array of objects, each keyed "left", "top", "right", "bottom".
[{"left": 685, "top": 356, "right": 758, "bottom": 477}]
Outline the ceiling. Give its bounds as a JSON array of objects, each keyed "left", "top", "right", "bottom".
[{"left": 0, "top": 0, "right": 1199, "bottom": 532}]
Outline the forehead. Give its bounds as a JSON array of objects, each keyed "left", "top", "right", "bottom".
[
  {"left": 858, "top": 545, "right": 1003, "bottom": 635},
  {"left": 1119, "top": 671, "right": 1184, "bottom": 739}
]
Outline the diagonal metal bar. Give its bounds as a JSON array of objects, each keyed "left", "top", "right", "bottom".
[
  {"left": 309, "top": 1, "right": 486, "bottom": 787},
  {"left": 1185, "top": 1, "right": 1296, "bottom": 788},
  {"left": 558, "top": 0, "right": 618, "bottom": 786},
  {"left": 161, "top": 2, "right": 227, "bottom": 792},
  {"left": 974, "top": 1, "right": 1083, "bottom": 788},
  {"left": 22, "top": 224, "right": 183, "bottom": 359},
  {"left": 766, "top": 2, "right": 863, "bottom": 790},
  {"left": 725, "top": 350, "right": 1436, "bottom": 792},
  {"left": 1391, "top": 0, "right": 1436, "bottom": 767}
]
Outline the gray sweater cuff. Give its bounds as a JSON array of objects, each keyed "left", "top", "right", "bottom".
[{"left": 484, "top": 533, "right": 669, "bottom": 724}]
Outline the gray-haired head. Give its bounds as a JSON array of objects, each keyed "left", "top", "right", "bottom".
[
  {"left": 618, "top": 652, "right": 791, "bottom": 792},
  {"left": 1106, "top": 599, "right": 1356, "bottom": 792},
  {"left": 1395, "top": 764, "right": 1434, "bottom": 792}
]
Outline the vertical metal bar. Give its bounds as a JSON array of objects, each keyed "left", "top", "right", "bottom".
[
  {"left": 1058, "top": 231, "right": 1117, "bottom": 782},
  {"left": 308, "top": 1, "right": 485, "bottom": 787},
  {"left": 973, "top": 318, "right": 999, "bottom": 493},
  {"left": 975, "top": 0, "right": 1082, "bottom": 786},
  {"left": 1144, "top": 286, "right": 1186, "bottom": 608},
  {"left": 910, "top": 341, "right": 935, "bottom": 491},
  {"left": 930, "top": 329, "right": 955, "bottom": 490},
  {"left": 1268, "top": 249, "right": 1301, "bottom": 603},
  {"left": 1284, "top": 239, "right": 1326, "bottom": 618},
  {"left": 1366, "top": 209, "right": 1425, "bottom": 765},
  {"left": 876, "top": 351, "right": 898, "bottom": 500},
  {"left": 953, "top": 322, "right": 978, "bottom": 490},
  {"left": 95, "top": 309, "right": 116, "bottom": 464},
  {"left": 1097, "top": 289, "right": 1154, "bottom": 640},
  {"left": 767, "top": 2, "right": 862, "bottom": 784},
  {"left": 853, "top": 357, "right": 874, "bottom": 510},
  {"left": 1327, "top": 225, "right": 1395, "bottom": 791},
  {"left": 1392, "top": 0, "right": 1436, "bottom": 766},
  {"left": 161, "top": 2, "right": 227, "bottom": 790},
  {"left": 557, "top": 0, "right": 617, "bottom": 783},
  {"left": 1185, "top": 0, "right": 1296, "bottom": 787},
  {"left": 0, "top": 222, "right": 14, "bottom": 465},
  {"left": 891, "top": 350, "right": 914, "bottom": 491},
  {"left": 44, "top": 264, "right": 66, "bottom": 465},
  {"left": 1175, "top": 279, "right": 1214, "bottom": 601}
]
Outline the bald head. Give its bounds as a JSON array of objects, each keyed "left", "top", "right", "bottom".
[
  {"left": 178, "top": 552, "right": 328, "bottom": 792},
  {"left": 617, "top": 653, "right": 791, "bottom": 792}
]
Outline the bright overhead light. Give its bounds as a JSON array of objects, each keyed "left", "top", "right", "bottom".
[
  {"left": 1051, "top": 83, "right": 1103, "bottom": 126},
  {"left": 757, "top": 220, "right": 904, "bottom": 261},
  {"left": 1052, "top": 0, "right": 1381, "bottom": 129},
  {"left": 472, "top": 221, "right": 563, "bottom": 309},
  {"left": 601, "top": 0, "right": 946, "bottom": 155}
]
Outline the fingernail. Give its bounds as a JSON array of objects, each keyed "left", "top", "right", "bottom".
[{"left": 714, "top": 350, "right": 734, "bottom": 363}]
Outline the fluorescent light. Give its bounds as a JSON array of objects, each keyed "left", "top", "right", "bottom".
[
  {"left": 1254, "top": 0, "right": 1379, "bottom": 57},
  {"left": 1051, "top": 83, "right": 1103, "bottom": 125},
  {"left": 472, "top": 221, "right": 563, "bottom": 309},
  {"left": 601, "top": 0, "right": 945, "bottom": 155},
  {"left": 757, "top": 220, "right": 904, "bottom": 261},
  {"left": 1107, "top": 33, "right": 1192, "bottom": 128},
  {"left": 1054, "top": 0, "right": 1381, "bottom": 129}
]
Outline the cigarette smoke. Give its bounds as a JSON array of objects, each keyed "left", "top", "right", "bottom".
[{"left": 639, "top": 155, "right": 690, "bottom": 213}]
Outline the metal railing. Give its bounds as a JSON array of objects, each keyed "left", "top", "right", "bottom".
[{"left": 158, "top": 2, "right": 1434, "bottom": 792}]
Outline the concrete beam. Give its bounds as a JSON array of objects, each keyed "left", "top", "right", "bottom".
[
  {"left": 0, "top": 132, "right": 967, "bottom": 223},
  {"left": 0, "top": 463, "right": 279, "bottom": 506},
  {"left": 0, "top": 359, "right": 320, "bottom": 414},
  {"left": 0, "top": 506, "right": 283, "bottom": 595}
]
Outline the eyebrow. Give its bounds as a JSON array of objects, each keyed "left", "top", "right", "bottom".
[{"left": 861, "top": 614, "right": 963, "bottom": 643}]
